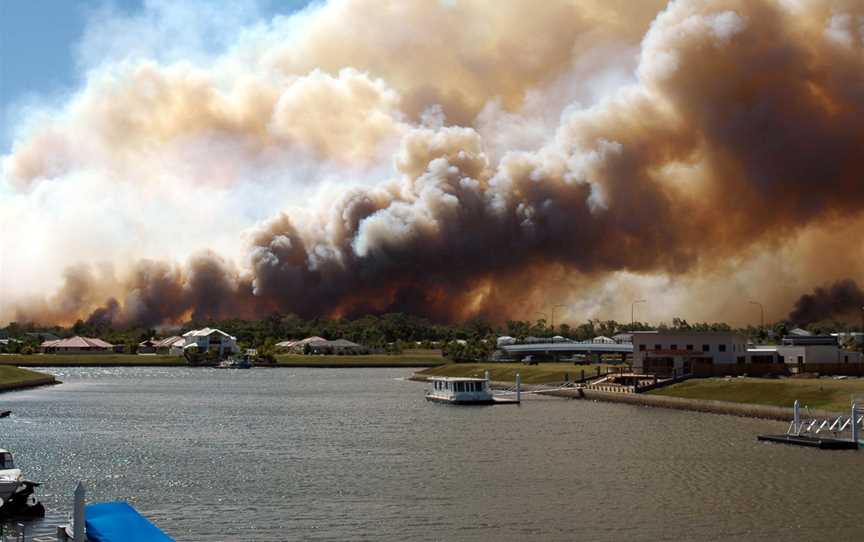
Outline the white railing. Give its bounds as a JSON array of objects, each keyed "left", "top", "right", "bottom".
[{"left": 788, "top": 400, "right": 863, "bottom": 446}]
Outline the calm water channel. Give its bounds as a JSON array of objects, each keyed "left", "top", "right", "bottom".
[{"left": 0, "top": 367, "right": 861, "bottom": 541}]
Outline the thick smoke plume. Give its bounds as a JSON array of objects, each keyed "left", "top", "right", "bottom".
[
  {"left": 3, "top": 0, "right": 864, "bottom": 327},
  {"left": 789, "top": 280, "right": 864, "bottom": 326}
]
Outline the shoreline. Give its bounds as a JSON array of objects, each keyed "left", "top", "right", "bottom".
[
  {"left": 0, "top": 360, "right": 443, "bottom": 369},
  {"left": 0, "top": 367, "right": 59, "bottom": 394},
  {"left": 410, "top": 373, "right": 839, "bottom": 422}
]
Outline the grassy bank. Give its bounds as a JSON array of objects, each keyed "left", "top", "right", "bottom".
[
  {"left": 0, "top": 354, "right": 185, "bottom": 367},
  {"left": 415, "top": 363, "right": 619, "bottom": 385},
  {"left": 650, "top": 377, "right": 864, "bottom": 413},
  {"left": 276, "top": 349, "right": 445, "bottom": 367},
  {"left": 0, "top": 366, "right": 57, "bottom": 391}
]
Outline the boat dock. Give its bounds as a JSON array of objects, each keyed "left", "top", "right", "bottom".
[
  {"left": 2, "top": 483, "right": 173, "bottom": 542},
  {"left": 758, "top": 400, "right": 862, "bottom": 450}
]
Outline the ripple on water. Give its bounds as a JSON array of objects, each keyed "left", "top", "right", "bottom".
[{"left": 0, "top": 367, "right": 860, "bottom": 541}]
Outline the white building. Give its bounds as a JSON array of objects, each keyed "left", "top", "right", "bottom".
[
  {"left": 632, "top": 331, "right": 749, "bottom": 376},
  {"left": 776, "top": 335, "right": 862, "bottom": 365},
  {"left": 181, "top": 328, "right": 238, "bottom": 357}
]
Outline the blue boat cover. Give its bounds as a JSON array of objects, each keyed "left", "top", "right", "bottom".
[{"left": 85, "top": 502, "right": 174, "bottom": 542}]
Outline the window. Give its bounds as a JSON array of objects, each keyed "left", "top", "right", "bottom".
[
  {"left": 737, "top": 356, "right": 745, "bottom": 364},
  {"left": 845, "top": 355, "right": 849, "bottom": 363},
  {"left": 671, "top": 344, "right": 677, "bottom": 351},
  {"left": 654, "top": 344, "right": 661, "bottom": 351},
  {"left": 639, "top": 344, "right": 646, "bottom": 351},
  {"left": 702, "top": 344, "right": 710, "bottom": 352},
  {"left": 686, "top": 345, "right": 693, "bottom": 351},
  {"left": 797, "top": 356, "right": 804, "bottom": 364},
  {"left": 719, "top": 344, "right": 726, "bottom": 352}
]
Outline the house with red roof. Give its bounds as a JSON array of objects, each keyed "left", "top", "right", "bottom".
[{"left": 40, "top": 336, "right": 120, "bottom": 354}]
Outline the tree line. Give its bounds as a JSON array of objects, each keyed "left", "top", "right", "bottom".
[{"left": 1, "top": 313, "right": 861, "bottom": 355}]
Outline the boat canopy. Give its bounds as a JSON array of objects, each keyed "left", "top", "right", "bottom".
[{"left": 85, "top": 502, "right": 174, "bottom": 542}]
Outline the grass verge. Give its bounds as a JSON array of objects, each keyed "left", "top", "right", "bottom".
[
  {"left": 276, "top": 349, "right": 445, "bottom": 367},
  {"left": 649, "top": 377, "right": 864, "bottom": 413},
  {"left": 415, "top": 363, "right": 620, "bottom": 385},
  {"left": 0, "top": 354, "right": 185, "bottom": 367},
  {"left": 0, "top": 366, "right": 57, "bottom": 391}
]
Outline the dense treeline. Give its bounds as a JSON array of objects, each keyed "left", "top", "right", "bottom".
[{"left": 1, "top": 313, "right": 861, "bottom": 355}]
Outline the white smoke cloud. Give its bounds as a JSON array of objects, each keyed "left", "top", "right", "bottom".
[{"left": 4, "top": 0, "right": 864, "bottom": 327}]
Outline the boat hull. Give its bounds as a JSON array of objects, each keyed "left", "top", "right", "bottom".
[
  {"left": 425, "top": 395, "right": 497, "bottom": 405},
  {"left": 0, "top": 481, "right": 45, "bottom": 519}
]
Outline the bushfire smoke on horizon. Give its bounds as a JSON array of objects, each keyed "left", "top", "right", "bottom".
[{"left": 2, "top": 0, "right": 864, "bottom": 328}]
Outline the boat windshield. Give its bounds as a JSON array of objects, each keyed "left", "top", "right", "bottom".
[{"left": 0, "top": 453, "right": 14, "bottom": 469}]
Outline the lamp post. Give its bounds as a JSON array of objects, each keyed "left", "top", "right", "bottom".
[
  {"left": 749, "top": 301, "right": 764, "bottom": 337},
  {"left": 631, "top": 300, "right": 646, "bottom": 327}
]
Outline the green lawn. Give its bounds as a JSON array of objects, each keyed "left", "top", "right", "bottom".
[
  {"left": 416, "top": 362, "right": 621, "bottom": 385},
  {"left": 0, "top": 354, "right": 185, "bottom": 366},
  {"left": 276, "top": 349, "right": 445, "bottom": 367},
  {"left": 0, "top": 366, "right": 56, "bottom": 389},
  {"left": 650, "top": 377, "right": 864, "bottom": 413}
]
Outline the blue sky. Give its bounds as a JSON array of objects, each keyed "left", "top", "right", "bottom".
[
  {"left": 0, "top": 0, "right": 311, "bottom": 131},
  {"left": 1, "top": 1, "right": 138, "bottom": 111}
]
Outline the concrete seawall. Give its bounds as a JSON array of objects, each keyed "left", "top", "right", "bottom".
[
  {"left": 411, "top": 374, "right": 837, "bottom": 422},
  {"left": 541, "top": 388, "right": 842, "bottom": 422}
]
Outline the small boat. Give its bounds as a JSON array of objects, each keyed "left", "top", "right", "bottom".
[
  {"left": 216, "top": 357, "right": 252, "bottom": 369},
  {"left": 0, "top": 449, "right": 44, "bottom": 518},
  {"left": 0, "top": 411, "right": 10, "bottom": 418},
  {"left": 426, "top": 377, "right": 513, "bottom": 405}
]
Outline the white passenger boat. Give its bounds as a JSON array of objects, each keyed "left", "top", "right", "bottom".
[
  {"left": 425, "top": 376, "right": 523, "bottom": 405},
  {"left": 426, "top": 377, "right": 496, "bottom": 404}
]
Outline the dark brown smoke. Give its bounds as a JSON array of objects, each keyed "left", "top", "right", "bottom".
[
  {"left": 8, "top": 0, "right": 864, "bottom": 327},
  {"left": 242, "top": 0, "right": 864, "bottom": 323},
  {"left": 789, "top": 279, "right": 864, "bottom": 326}
]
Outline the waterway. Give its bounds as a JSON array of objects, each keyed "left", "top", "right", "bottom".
[{"left": 0, "top": 367, "right": 861, "bottom": 541}]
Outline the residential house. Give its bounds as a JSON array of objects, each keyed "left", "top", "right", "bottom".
[
  {"left": 138, "top": 336, "right": 184, "bottom": 355},
  {"left": 40, "top": 336, "right": 119, "bottom": 354},
  {"left": 180, "top": 328, "right": 238, "bottom": 357}
]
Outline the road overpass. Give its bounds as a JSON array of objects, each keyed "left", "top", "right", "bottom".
[{"left": 501, "top": 341, "right": 634, "bottom": 363}]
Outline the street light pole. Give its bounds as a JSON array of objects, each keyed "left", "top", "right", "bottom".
[
  {"left": 631, "top": 300, "right": 646, "bottom": 327},
  {"left": 749, "top": 301, "right": 764, "bottom": 337}
]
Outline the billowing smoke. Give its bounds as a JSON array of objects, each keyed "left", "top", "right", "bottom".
[
  {"left": 789, "top": 280, "right": 864, "bottom": 326},
  {"left": 3, "top": 0, "right": 864, "bottom": 327}
]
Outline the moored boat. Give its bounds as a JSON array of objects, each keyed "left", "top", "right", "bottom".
[{"left": 425, "top": 377, "right": 497, "bottom": 405}]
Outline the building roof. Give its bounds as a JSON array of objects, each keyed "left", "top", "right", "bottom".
[
  {"left": 182, "top": 328, "right": 236, "bottom": 340},
  {"left": 140, "top": 336, "right": 183, "bottom": 348},
  {"left": 292, "top": 336, "right": 326, "bottom": 346},
  {"left": 322, "top": 339, "right": 362, "bottom": 348},
  {"left": 41, "top": 336, "right": 114, "bottom": 348}
]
